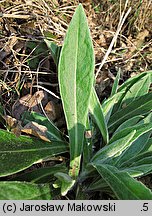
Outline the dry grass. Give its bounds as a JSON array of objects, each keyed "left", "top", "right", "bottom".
[{"left": 0, "top": 0, "right": 152, "bottom": 111}]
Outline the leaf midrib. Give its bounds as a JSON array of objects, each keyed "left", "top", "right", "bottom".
[{"left": 74, "top": 9, "right": 80, "bottom": 158}]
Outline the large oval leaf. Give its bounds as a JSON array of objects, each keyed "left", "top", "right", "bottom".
[
  {"left": 58, "top": 4, "right": 95, "bottom": 177},
  {"left": 0, "top": 182, "right": 51, "bottom": 200},
  {"left": 0, "top": 129, "right": 68, "bottom": 177}
]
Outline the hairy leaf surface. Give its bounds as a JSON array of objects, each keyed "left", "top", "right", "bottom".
[
  {"left": 0, "top": 182, "right": 51, "bottom": 200},
  {"left": 58, "top": 4, "right": 95, "bottom": 177},
  {"left": 89, "top": 89, "right": 109, "bottom": 144},
  {"left": 93, "top": 164, "right": 152, "bottom": 200},
  {"left": 108, "top": 92, "right": 152, "bottom": 132},
  {"left": 91, "top": 130, "right": 136, "bottom": 163},
  {"left": 10, "top": 164, "right": 67, "bottom": 183},
  {"left": 0, "top": 130, "right": 68, "bottom": 177}
]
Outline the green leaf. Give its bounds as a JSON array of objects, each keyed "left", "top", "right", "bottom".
[
  {"left": 0, "top": 129, "right": 68, "bottom": 177},
  {"left": 118, "top": 71, "right": 152, "bottom": 92},
  {"left": 93, "top": 164, "right": 152, "bottom": 200},
  {"left": 110, "top": 69, "right": 120, "bottom": 96},
  {"left": 86, "top": 177, "right": 110, "bottom": 192},
  {"left": 0, "top": 182, "right": 51, "bottom": 200},
  {"left": 58, "top": 4, "right": 95, "bottom": 178},
  {"left": 92, "top": 122, "right": 152, "bottom": 165},
  {"left": 123, "top": 164, "right": 152, "bottom": 178},
  {"left": 112, "top": 71, "right": 152, "bottom": 114},
  {"left": 120, "top": 73, "right": 151, "bottom": 108},
  {"left": 141, "top": 138, "right": 152, "bottom": 152},
  {"left": 138, "top": 112, "right": 152, "bottom": 124},
  {"left": 89, "top": 88, "right": 109, "bottom": 144},
  {"left": 108, "top": 92, "right": 152, "bottom": 133},
  {"left": 102, "top": 91, "right": 125, "bottom": 123},
  {"left": 44, "top": 40, "right": 61, "bottom": 65},
  {"left": 110, "top": 123, "right": 152, "bottom": 145},
  {"left": 115, "top": 132, "right": 151, "bottom": 167},
  {"left": 130, "top": 155, "right": 152, "bottom": 167},
  {"left": 120, "top": 151, "right": 152, "bottom": 168},
  {"left": 82, "top": 117, "right": 93, "bottom": 166},
  {"left": 113, "top": 115, "right": 144, "bottom": 135},
  {"left": 83, "top": 138, "right": 92, "bottom": 168},
  {"left": 87, "top": 161, "right": 152, "bottom": 190},
  {"left": 10, "top": 164, "right": 67, "bottom": 183},
  {"left": 91, "top": 130, "right": 136, "bottom": 163},
  {"left": 22, "top": 111, "right": 64, "bottom": 142},
  {"left": 111, "top": 123, "right": 152, "bottom": 166},
  {"left": 54, "top": 172, "right": 75, "bottom": 196},
  {"left": 26, "top": 42, "right": 48, "bottom": 69}
]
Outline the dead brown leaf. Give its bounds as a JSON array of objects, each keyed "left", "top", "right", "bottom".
[
  {"left": 4, "top": 115, "right": 18, "bottom": 129},
  {"left": 21, "top": 121, "right": 50, "bottom": 142},
  {"left": 44, "top": 101, "right": 62, "bottom": 121},
  {"left": 3, "top": 115, "right": 23, "bottom": 137},
  {"left": 12, "top": 90, "right": 48, "bottom": 120},
  {"left": 11, "top": 124, "right": 22, "bottom": 137}
]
